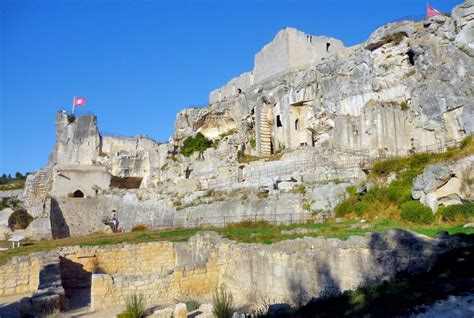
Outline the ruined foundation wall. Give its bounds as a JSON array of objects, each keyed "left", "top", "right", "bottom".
[
  {"left": 58, "top": 230, "right": 461, "bottom": 310},
  {"left": 0, "top": 252, "right": 58, "bottom": 297},
  {"left": 59, "top": 241, "right": 220, "bottom": 311}
]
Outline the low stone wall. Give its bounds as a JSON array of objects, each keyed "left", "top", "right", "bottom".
[
  {"left": 59, "top": 240, "right": 220, "bottom": 310},
  {"left": 58, "top": 230, "right": 462, "bottom": 310},
  {"left": 0, "top": 252, "right": 51, "bottom": 296},
  {"left": 1, "top": 229, "right": 462, "bottom": 313}
]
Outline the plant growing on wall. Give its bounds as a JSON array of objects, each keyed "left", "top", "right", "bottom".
[
  {"left": 67, "top": 114, "right": 76, "bottom": 124},
  {"left": 180, "top": 132, "right": 212, "bottom": 157},
  {"left": 249, "top": 137, "right": 256, "bottom": 149}
]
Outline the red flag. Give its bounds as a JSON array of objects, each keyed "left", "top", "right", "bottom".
[
  {"left": 73, "top": 97, "right": 86, "bottom": 107},
  {"left": 427, "top": 3, "right": 442, "bottom": 18}
]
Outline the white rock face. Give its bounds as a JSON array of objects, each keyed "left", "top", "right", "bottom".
[
  {"left": 413, "top": 156, "right": 474, "bottom": 211},
  {"left": 22, "top": 1, "right": 474, "bottom": 239}
]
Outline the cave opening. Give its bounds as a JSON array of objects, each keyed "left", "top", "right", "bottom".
[
  {"left": 407, "top": 49, "right": 416, "bottom": 66},
  {"left": 72, "top": 190, "right": 84, "bottom": 198}
]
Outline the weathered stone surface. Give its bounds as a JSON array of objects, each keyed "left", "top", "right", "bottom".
[
  {"left": 413, "top": 156, "right": 473, "bottom": 211},
  {"left": 413, "top": 164, "right": 453, "bottom": 195},
  {"left": 365, "top": 21, "right": 414, "bottom": 51},
  {"left": 311, "top": 183, "right": 350, "bottom": 211},
  {"left": 174, "top": 303, "right": 188, "bottom": 318}
]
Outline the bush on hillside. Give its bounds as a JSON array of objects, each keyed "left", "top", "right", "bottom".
[
  {"left": 180, "top": 132, "right": 212, "bottom": 157},
  {"left": 335, "top": 200, "right": 353, "bottom": 217},
  {"left": 401, "top": 201, "right": 434, "bottom": 224},
  {"left": 437, "top": 203, "right": 474, "bottom": 223},
  {"left": 8, "top": 209, "right": 33, "bottom": 230}
]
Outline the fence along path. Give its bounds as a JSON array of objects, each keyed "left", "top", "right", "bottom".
[{"left": 206, "top": 134, "right": 470, "bottom": 188}]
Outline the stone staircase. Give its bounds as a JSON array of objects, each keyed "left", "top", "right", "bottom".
[
  {"left": 24, "top": 168, "right": 49, "bottom": 207},
  {"left": 259, "top": 108, "right": 272, "bottom": 156}
]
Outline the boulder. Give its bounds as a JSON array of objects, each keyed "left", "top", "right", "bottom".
[
  {"left": 420, "top": 192, "right": 439, "bottom": 212},
  {"left": 412, "top": 164, "right": 453, "bottom": 195},
  {"left": 174, "top": 303, "right": 188, "bottom": 318}
]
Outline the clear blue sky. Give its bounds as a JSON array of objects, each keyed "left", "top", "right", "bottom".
[{"left": 0, "top": 0, "right": 462, "bottom": 175}]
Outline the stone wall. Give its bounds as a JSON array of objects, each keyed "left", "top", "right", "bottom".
[
  {"left": 55, "top": 230, "right": 461, "bottom": 311},
  {"left": 59, "top": 240, "right": 220, "bottom": 311},
  {"left": 0, "top": 229, "right": 463, "bottom": 313},
  {"left": 0, "top": 252, "right": 57, "bottom": 297},
  {"left": 43, "top": 192, "right": 313, "bottom": 237},
  {"left": 50, "top": 164, "right": 111, "bottom": 198},
  {"left": 253, "top": 28, "right": 344, "bottom": 83}
]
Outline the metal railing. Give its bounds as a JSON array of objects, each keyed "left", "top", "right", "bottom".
[{"left": 125, "top": 212, "right": 317, "bottom": 231}]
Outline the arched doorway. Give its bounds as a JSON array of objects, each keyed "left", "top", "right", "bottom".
[{"left": 73, "top": 190, "right": 84, "bottom": 198}]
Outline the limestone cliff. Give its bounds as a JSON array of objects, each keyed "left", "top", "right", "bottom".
[{"left": 21, "top": 1, "right": 474, "bottom": 239}]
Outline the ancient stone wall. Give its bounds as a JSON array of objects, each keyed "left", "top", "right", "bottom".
[
  {"left": 58, "top": 230, "right": 462, "bottom": 310},
  {"left": 0, "top": 252, "right": 57, "bottom": 297},
  {"left": 0, "top": 230, "right": 462, "bottom": 313},
  {"left": 59, "top": 240, "right": 220, "bottom": 311},
  {"left": 43, "top": 192, "right": 313, "bottom": 237},
  {"left": 50, "top": 165, "right": 111, "bottom": 198}
]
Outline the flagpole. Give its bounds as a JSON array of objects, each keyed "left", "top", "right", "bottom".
[{"left": 71, "top": 96, "right": 75, "bottom": 114}]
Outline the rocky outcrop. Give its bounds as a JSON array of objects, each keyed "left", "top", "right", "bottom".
[{"left": 412, "top": 156, "right": 474, "bottom": 211}]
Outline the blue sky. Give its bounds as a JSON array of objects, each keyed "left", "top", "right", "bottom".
[{"left": 0, "top": 0, "right": 462, "bottom": 175}]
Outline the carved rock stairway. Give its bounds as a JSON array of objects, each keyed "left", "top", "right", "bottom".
[
  {"left": 260, "top": 109, "right": 272, "bottom": 156},
  {"left": 24, "top": 169, "right": 49, "bottom": 208}
]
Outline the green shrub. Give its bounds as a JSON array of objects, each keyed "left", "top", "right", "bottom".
[
  {"left": 303, "top": 201, "right": 312, "bottom": 211},
  {"left": 67, "top": 114, "right": 75, "bottom": 124},
  {"left": 392, "top": 32, "right": 408, "bottom": 44},
  {"left": 408, "top": 153, "right": 431, "bottom": 169},
  {"left": 400, "top": 201, "right": 434, "bottom": 224},
  {"left": 459, "top": 135, "right": 472, "bottom": 150},
  {"left": 117, "top": 293, "right": 146, "bottom": 318},
  {"left": 335, "top": 200, "right": 352, "bottom": 217},
  {"left": 219, "top": 129, "right": 237, "bottom": 139},
  {"left": 8, "top": 209, "right": 33, "bottom": 230},
  {"left": 212, "top": 287, "right": 234, "bottom": 318},
  {"left": 400, "top": 101, "right": 409, "bottom": 111},
  {"left": 385, "top": 181, "right": 413, "bottom": 205},
  {"left": 371, "top": 158, "right": 404, "bottom": 177},
  {"left": 353, "top": 201, "right": 369, "bottom": 216},
  {"left": 249, "top": 137, "right": 256, "bottom": 149},
  {"left": 437, "top": 203, "right": 474, "bottom": 223},
  {"left": 180, "top": 132, "right": 212, "bottom": 157},
  {"left": 185, "top": 300, "right": 200, "bottom": 312}
]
